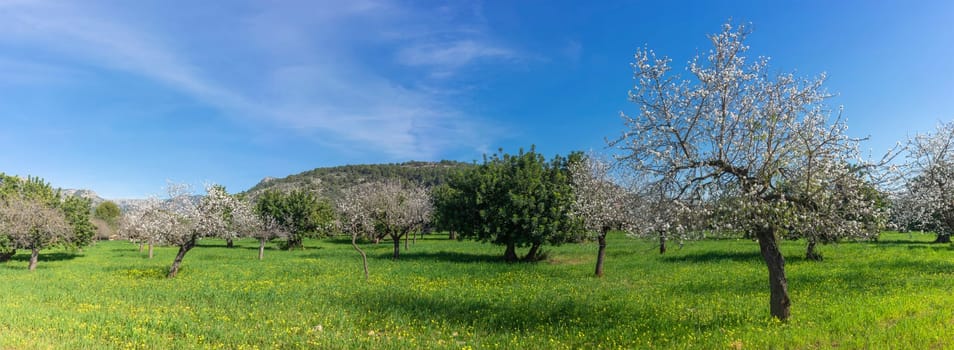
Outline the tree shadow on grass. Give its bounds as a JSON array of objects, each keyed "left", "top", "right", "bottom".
[
  {"left": 8, "top": 252, "right": 82, "bottom": 263},
  {"left": 868, "top": 239, "right": 938, "bottom": 246},
  {"left": 867, "top": 258, "right": 954, "bottom": 275},
  {"left": 342, "top": 288, "right": 750, "bottom": 337},
  {"left": 376, "top": 250, "right": 503, "bottom": 263},
  {"left": 661, "top": 251, "right": 763, "bottom": 264}
]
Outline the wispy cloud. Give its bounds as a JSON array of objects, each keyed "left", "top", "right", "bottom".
[
  {"left": 0, "top": 0, "right": 516, "bottom": 160},
  {"left": 398, "top": 40, "right": 516, "bottom": 68}
]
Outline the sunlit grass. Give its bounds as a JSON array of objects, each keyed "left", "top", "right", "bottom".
[{"left": 1, "top": 232, "right": 952, "bottom": 349}]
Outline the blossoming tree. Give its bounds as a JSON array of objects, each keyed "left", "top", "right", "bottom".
[
  {"left": 611, "top": 22, "right": 887, "bottom": 320},
  {"left": 568, "top": 154, "right": 637, "bottom": 276},
  {"left": 894, "top": 121, "right": 954, "bottom": 243},
  {"left": 0, "top": 196, "right": 73, "bottom": 271}
]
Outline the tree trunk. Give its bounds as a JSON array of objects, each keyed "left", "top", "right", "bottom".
[
  {"left": 449, "top": 231, "right": 458, "bottom": 240},
  {"left": 659, "top": 233, "right": 667, "bottom": 254},
  {"left": 392, "top": 233, "right": 402, "bottom": 260},
  {"left": 503, "top": 241, "right": 518, "bottom": 262},
  {"left": 404, "top": 230, "right": 409, "bottom": 251},
  {"left": 595, "top": 231, "right": 608, "bottom": 277},
  {"left": 352, "top": 234, "right": 369, "bottom": 281},
  {"left": 755, "top": 226, "right": 791, "bottom": 321},
  {"left": 933, "top": 233, "right": 951, "bottom": 243},
  {"left": 167, "top": 238, "right": 196, "bottom": 278},
  {"left": 258, "top": 238, "right": 266, "bottom": 260},
  {"left": 148, "top": 242, "right": 154, "bottom": 259},
  {"left": 523, "top": 242, "right": 542, "bottom": 262},
  {"left": 805, "top": 239, "right": 822, "bottom": 261},
  {"left": 226, "top": 238, "right": 234, "bottom": 248},
  {"left": 28, "top": 246, "right": 39, "bottom": 271},
  {"left": 139, "top": 242, "right": 144, "bottom": 253}
]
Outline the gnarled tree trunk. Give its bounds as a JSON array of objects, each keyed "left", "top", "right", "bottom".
[
  {"left": 805, "top": 239, "right": 822, "bottom": 261},
  {"left": 226, "top": 238, "right": 234, "bottom": 248},
  {"left": 148, "top": 242, "right": 154, "bottom": 259},
  {"left": 28, "top": 245, "right": 39, "bottom": 271},
  {"left": 449, "top": 231, "right": 458, "bottom": 240},
  {"left": 167, "top": 238, "right": 197, "bottom": 278},
  {"left": 594, "top": 230, "right": 608, "bottom": 277},
  {"left": 391, "top": 233, "right": 402, "bottom": 260},
  {"left": 352, "top": 234, "right": 369, "bottom": 281},
  {"left": 503, "top": 241, "right": 518, "bottom": 262},
  {"left": 659, "top": 233, "right": 667, "bottom": 254},
  {"left": 523, "top": 242, "right": 542, "bottom": 262},
  {"left": 756, "top": 226, "right": 791, "bottom": 321}
]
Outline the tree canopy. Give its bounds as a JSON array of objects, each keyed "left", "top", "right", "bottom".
[
  {"left": 254, "top": 189, "right": 335, "bottom": 250},
  {"left": 610, "top": 23, "right": 886, "bottom": 320},
  {"left": 438, "top": 147, "right": 583, "bottom": 262}
]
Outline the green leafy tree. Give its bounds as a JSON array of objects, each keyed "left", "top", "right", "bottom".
[
  {"left": 440, "top": 147, "right": 583, "bottom": 262},
  {"left": 0, "top": 174, "right": 78, "bottom": 270},
  {"left": 61, "top": 195, "right": 96, "bottom": 248},
  {"left": 255, "top": 190, "right": 335, "bottom": 250},
  {"left": 431, "top": 177, "right": 479, "bottom": 241},
  {"left": 94, "top": 201, "right": 122, "bottom": 227}
]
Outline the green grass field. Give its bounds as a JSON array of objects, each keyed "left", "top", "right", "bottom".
[{"left": 1, "top": 232, "right": 952, "bottom": 349}]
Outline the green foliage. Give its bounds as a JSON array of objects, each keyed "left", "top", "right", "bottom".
[
  {"left": 61, "top": 195, "right": 95, "bottom": 248},
  {"left": 94, "top": 201, "right": 122, "bottom": 227},
  {"left": 0, "top": 173, "right": 59, "bottom": 205},
  {"left": 0, "top": 174, "right": 100, "bottom": 258},
  {"left": 0, "top": 234, "right": 12, "bottom": 262},
  {"left": 439, "top": 147, "right": 583, "bottom": 261},
  {"left": 245, "top": 160, "right": 470, "bottom": 202},
  {"left": 431, "top": 180, "right": 478, "bottom": 240},
  {"left": 255, "top": 190, "right": 335, "bottom": 249},
  {"left": 0, "top": 173, "right": 95, "bottom": 250},
  {"left": 0, "top": 233, "right": 951, "bottom": 348}
]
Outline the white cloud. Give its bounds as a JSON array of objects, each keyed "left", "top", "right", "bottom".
[
  {"left": 397, "top": 40, "right": 516, "bottom": 68},
  {"left": 0, "top": 0, "right": 512, "bottom": 160}
]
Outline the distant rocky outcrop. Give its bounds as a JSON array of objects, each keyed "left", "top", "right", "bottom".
[{"left": 60, "top": 188, "right": 107, "bottom": 206}]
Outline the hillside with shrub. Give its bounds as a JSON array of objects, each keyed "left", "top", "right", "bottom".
[{"left": 244, "top": 160, "right": 471, "bottom": 201}]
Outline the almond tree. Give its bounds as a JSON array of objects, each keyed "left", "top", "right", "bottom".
[
  {"left": 162, "top": 183, "right": 234, "bottom": 278},
  {"left": 339, "top": 180, "right": 432, "bottom": 265},
  {"left": 629, "top": 183, "right": 700, "bottom": 255},
  {"left": 338, "top": 184, "right": 373, "bottom": 280},
  {"left": 0, "top": 196, "right": 73, "bottom": 271},
  {"left": 119, "top": 196, "right": 164, "bottom": 258},
  {"left": 611, "top": 22, "right": 887, "bottom": 320},
  {"left": 230, "top": 197, "right": 289, "bottom": 260},
  {"left": 894, "top": 121, "right": 954, "bottom": 243},
  {"left": 568, "top": 155, "right": 636, "bottom": 276}
]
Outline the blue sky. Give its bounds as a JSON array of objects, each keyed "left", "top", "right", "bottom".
[{"left": 1, "top": 0, "right": 952, "bottom": 198}]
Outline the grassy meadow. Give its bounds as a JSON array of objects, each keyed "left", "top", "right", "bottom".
[{"left": 1, "top": 232, "right": 952, "bottom": 349}]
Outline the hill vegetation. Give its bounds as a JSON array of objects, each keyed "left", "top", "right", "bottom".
[{"left": 244, "top": 160, "right": 471, "bottom": 201}]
